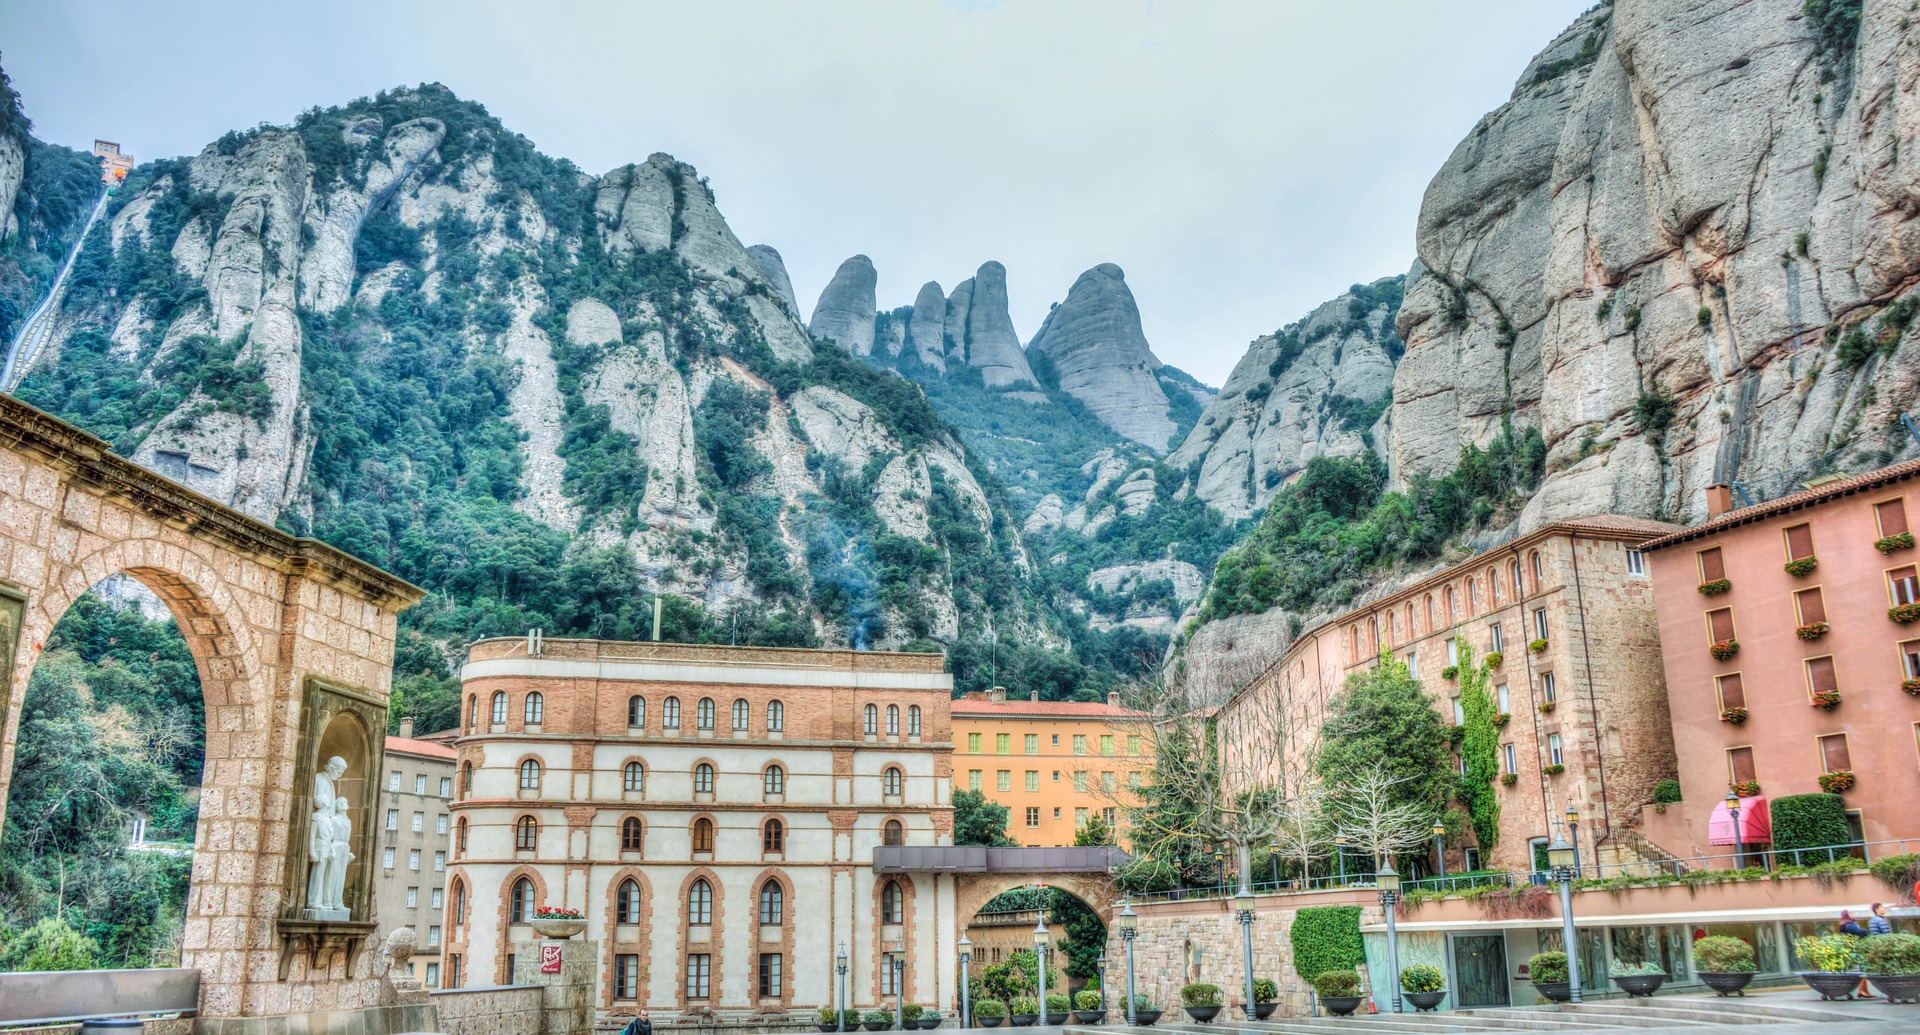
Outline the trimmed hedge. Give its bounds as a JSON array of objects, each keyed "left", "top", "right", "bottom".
[
  {"left": 1653, "top": 779, "right": 1682, "bottom": 804},
  {"left": 1771, "top": 793, "right": 1852, "bottom": 854},
  {"left": 1290, "top": 906, "right": 1365, "bottom": 983}
]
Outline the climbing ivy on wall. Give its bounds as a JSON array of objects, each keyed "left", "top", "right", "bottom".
[
  {"left": 1288, "top": 906, "right": 1364, "bottom": 983},
  {"left": 1456, "top": 642, "right": 1502, "bottom": 854}
]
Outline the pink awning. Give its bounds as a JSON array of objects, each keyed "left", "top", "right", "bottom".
[{"left": 1708, "top": 796, "right": 1770, "bottom": 846}]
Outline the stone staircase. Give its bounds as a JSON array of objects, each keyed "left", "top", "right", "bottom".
[{"left": 1591, "top": 830, "right": 1688, "bottom": 879}]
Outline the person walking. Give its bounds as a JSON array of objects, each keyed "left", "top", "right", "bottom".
[
  {"left": 1869, "top": 903, "right": 1893, "bottom": 936},
  {"left": 1839, "top": 911, "right": 1873, "bottom": 999},
  {"left": 619, "top": 1009, "right": 652, "bottom": 1035}
]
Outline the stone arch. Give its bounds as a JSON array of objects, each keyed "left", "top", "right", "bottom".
[
  {"left": 953, "top": 872, "right": 1118, "bottom": 931},
  {"left": 750, "top": 866, "right": 796, "bottom": 1009}
]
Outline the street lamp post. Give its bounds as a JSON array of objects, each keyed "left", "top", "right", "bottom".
[
  {"left": 1033, "top": 915, "right": 1050, "bottom": 1020},
  {"left": 891, "top": 938, "right": 906, "bottom": 1031},
  {"left": 1268, "top": 842, "right": 1280, "bottom": 890},
  {"left": 1214, "top": 850, "right": 1226, "bottom": 891},
  {"left": 1548, "top": 829, "right": 1582, "bottom": 1005},
  {"left": 1334, "top": 835, "right": 1348, "bottom": 885},
  {"left": 1433, "top": 822, "right": 1448, "bottom": 881},
  {"left": 1726, "top": 790, "right": 1744, "bottom": 870},
  {"left": 1234, "top": 889, "right": 1258, "bottom": 1019},
  {"left": 1119, "top": 901, "right": 1139, "bottom": 1026},
  {"left": 958, "top": 935, "right": 973, "bottom": 1029},
  {"left": 1097, "top": 950, "right": 1108, "bottom": 1019},
  {"left": 1379, "top": 862, "right": 1402, "bottom": 1013},
  {"left": 837, "top": 942, "right": 850, "bottom": 1033},
  {"left": 1566, "top": 806, "right": 1581, "bottom": 880}
]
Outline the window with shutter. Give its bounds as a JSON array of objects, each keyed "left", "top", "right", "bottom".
[
  {"left": 1716, "top": 673, "right": 1745, "bottom": 710},
  {"left": 1698, "top": 547, "right": 1727, "bottom": 583},
  {"left": 1877, "top": 498, "right": 1910, "bottom": 538},
  {"left": 1795, "top": 588, "right": 1826, "bottom": 625},
  {"left": 1805, "top": 656, "right": 1838, "bottom": 696},
  {"left": 1891, "top": 566, "right": 1920, "bottom": 606},
  {"left": 1902, "top": 640, "right": 1920, "bottom": 680},
  {"left": 1784, "top": 524, "right": 1815, "bottom": 561},
  {"left": 1727, "top": 747, "right": 1756, "bottom": 785},
  {"left": 1818, "top": 734, "right": 1852, "bottom": 773},
  {"left": 1707, "top": 608, "right": 1736, "bottom": 644}
]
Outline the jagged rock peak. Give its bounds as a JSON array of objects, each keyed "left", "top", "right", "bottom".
[
  {"left": 905, "top": 281, "right": 947, "bottom": 371},
  {"left": 1027, "top": 262, "right": 1175, "bottom": 452},
  {"left": 747, "top": 244, "right": 799, "bottom": 312},
  {"left": 809, "top": 254, "right": 879, "bottom": 355},
  {"left": 950, "top": 260, "right": 1038, "bottom": 390}
]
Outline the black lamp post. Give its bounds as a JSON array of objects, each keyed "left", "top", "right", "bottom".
[
  {"left": 958, "top": 934, "right": 973, "bottom": 1029},
  {"left": 1566, "top": 805, "right": 1581, "bottom": 879},
  {"left": 1379, "top": 861, "right": 1402, "bottom": 1013},
  {"left": 1268, "top": 842, "right": 1280, "bottom": 890},
  {"left": 1433, "top": 822, "right": 1448, "bottom": 881},
  {"left": 1120, "top": 901, "right": 1139, "bottom": 1025},
  {"left": 1334, "top": 835, "right": 1348, "bottom": 885},
  {"left": 891, "top": 937, "right": 906, "bottom": 1030},
  {"left": 1549, "top": 829, "right": 1582, "bottom": 1004},
  {"left": 1097, "top": 948, "right": 1108, "bottom": 1018},
  {"left": 837, "top": 941, "right": 849, "bottom": 1033},
  {"left": 1234, "top": 889, "right": 1258, "bottom": 1019}
]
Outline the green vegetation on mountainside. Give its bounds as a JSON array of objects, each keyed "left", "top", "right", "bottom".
[{"left": 0, "top": 62, "right": 102, "bottom": 342}]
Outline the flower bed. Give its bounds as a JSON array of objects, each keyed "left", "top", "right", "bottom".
[
  {"left": 1720, "top": 707, "right": 1748, "bottom": 725},
  {"left": 1710, "top": 638, "right": 1739, "bottom": 660},
  {"left": 1699, "top": 578, "right": 1733, "bottom": 595},
  {"left": 1784, "top": 558, "right": 1819, "bottom": 577},
  {"left": 1810, "top": 690, "right": 1841, "bottom": 710},
  {"left": 1538, "top": 701, "right": 1555, "bottom": 714},
  {"left": 1876, "top": 532, "right": 1915, "bottom": 554},
  {"left": 1818, "top": 770, "right": 1855, "bottom": 793},
  {"left": 532, "top": 907, "right": 583, "bottom": 919},
  {"left": 1796, "top": 621, "right": 1829, "bottom": 640}
]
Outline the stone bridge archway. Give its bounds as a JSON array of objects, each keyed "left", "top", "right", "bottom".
[
  {"left": 954, "top": 871, "right": 1119, "bottom": 930},
  {"left": 0, "top": 397, "right": 423, "bottom": 1018}
]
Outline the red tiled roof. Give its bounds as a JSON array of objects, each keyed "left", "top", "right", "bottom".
[
  {"left": 950, "top": 698, "right": 1145, "bottom": 718},
  {"left": 1640, "top": 457, "right": 1920, "bottom": 550},
  {"left": 385, "top": 735, "right": 457, "bottom": 760}
]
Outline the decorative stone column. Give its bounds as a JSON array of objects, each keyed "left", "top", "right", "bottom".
[{"left": 514, "top": 937, "right": 599, "bottom": 1035}]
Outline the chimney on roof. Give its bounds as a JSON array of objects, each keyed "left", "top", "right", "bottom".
[
  {"left": 398, "top": 716, "right": 414, "bottom": 740},
  {"left": 1108, "top": 691, "right": 1120, "bottom": 707},
  {"left": 991, "top": 686, "right": 1006, "bottom": 704},
  {"left": 1705, "top": 484, "right": 1734, "bottom": 519}
]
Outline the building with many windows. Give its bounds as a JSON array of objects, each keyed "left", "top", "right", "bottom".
[
  {"left": 444, "top": 638, "right": 960, "bottom": 1016},
  {"left": 949, "top": 688, "right": 1151, "bottom": 846},
  {"left": 1642, "top": 465, "right": 1920, "bottom": 855},
  {"left": 376, "top": 725, "right": 457, "bottom": 987}
]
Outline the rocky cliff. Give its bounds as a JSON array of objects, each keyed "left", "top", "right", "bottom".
[{"left": 1026, "top": 263, "right": 1180, "bottom": 451}]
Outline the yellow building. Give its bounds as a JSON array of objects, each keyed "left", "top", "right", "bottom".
[{"left": 950, "top": 688, "right": 1151, "bottom": 847}]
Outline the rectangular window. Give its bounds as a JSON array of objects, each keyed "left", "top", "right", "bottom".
[
  {"left": 1445, "top": 638, "right": 1458, "bottom": 666},
  {"left": 968, "top": 770, "right": 982, "bottom": 792},
  {"left": 1129, "top": 736, "right": 1142, "bottom": 755},
  {"left": 406, "top": 887, "right": 418, "bottom": 908},
  {"left": 1784, "top": 523, "right": 1815, "bottom": 562},
  {"left": 1452, "top": 698, "right": 1464, "bottom": 725},
  {"left": 1406, "top": 651, "right": 1419, "bottom": 680},
  {"left": 1025, "top": 770, "right": 1039, "bottom": 792},
  {"left": 1073, "top": 771, "right": 1088, "bottom": 792},
  {"left": 881, "top": 954, "right": 900, "bottom": 996},
  {"left": 1717, "top": 672, "right": 1746, "bottom": 710},
  {"left": 432, "top": 888, "right": 444, "bottom": 909},
  {"left": 1818, "top": 733, "right": 1852, "bottom": 773},
  {"left": 996, "top": 733, "right": 1011, "bottom": 754},
  {"left": 1727, "top": 746, "right": 1757, "bottom": 786},
  {"left": 1626, "top": 548, "right": 1647, "bottom": 576},
  {"left": 411, "top": 812, "right": 424, "bottom": 833},
  {"left": 1541, "top": 673, "right": 1556, "bottom": 704},
  {"left": 425, "top": 962, "right": 439, "bottom": 987},
  {"left": 383, "top": 847, "right": 395, "bottom": 869},
  {"left": 1805, "top": 655, "right": 1839, "bottom": 697},
  {"left": 996, "top": 770, "right": 1011, "bottom": 792},
  {"left": 1496, "top": 684, "right": 1510, "bottom": 713},
  {"left": 1104, "top": 807, "right": 1117, "bottom": 827},
  {"left": 759, "top": 953, "right": 783, "bottom": 998},
  {"left": 1533, "top": 608, "right": 1549, "bottom": 641},
  {"left": 439, "top": 777, "right": 452, "bottom": 797},
  {"left": 411, "top": 774, "right": 425, "bottom": 795},
  {"left": 1026, "top": 807, "right": 1040, "bottom": 828},
  {"left": 1072, "top": 735, "right": 1087, "bottom": 755},
  {"left": 436, "top": 814, "right": 448, "bottom": 835},
  {"left": 386, "top": 809, "right": 399, "bottom": 830},
  {"left": 1075, "top": 807, "right": 1089, "bottom": 827},
  {"left": 615, "top": 954, "right": 641, "bottom": 999},
  {"left": 1025, "top": 734, "right": 1038, "bottom": 755},
  {"left": 1100, "top": 735, "right": 1114, "bottom": 755},
  {"left": 428, "top": 925, "right": 441, "bottom": 948},
  {"left": 1101, "top": 771, "right": 1116, "bottom": 792},
  {"left": 1128, "top": 771, "right": 1143, "bottom": 789},
  {"left": 1548, "top": 733, "right": 1564, "bottom": 767},
  {"left": 1903, "top": 640, "right": 1920, "bottom": 680},
  {"left": 1489, "top": 623, "right": 1504, "bottom": 653},
  {"left": 408, "top": 849, "right": 421, "bottom": 871},
  {"left": 1876, "top": 498, "right": 1910, "bottom": 538},
  {"left": 389, "top": 771, "right": 402, "bottom": 792},
  {"left": 1503, "top": 744, "right": 1517, "bottom": 775},
  {"left": 1891, "top": 565, "right": 1920, "bottom": 606},
  {"left": 966, "top": 732, "right": 981, "bottom": 753},
  {"left": 685, "top": 954, "right": 711, "bottom": 999},
  {"left": 1707, "top": 607, "right": 1736, "bottom": 645},
  {"left": 1795, "top": 587, "right": 1827, "bottom": 626},
  {"left": 433, "top": 851, "right": 445, "bottom": 871},
  {"left": 1698, "top": 547, "right": 1727, "bottom": 583}
]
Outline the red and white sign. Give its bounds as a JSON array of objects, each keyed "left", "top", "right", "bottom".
[{"left": 541, "top": 944, "right": 563, "bottom": 974}]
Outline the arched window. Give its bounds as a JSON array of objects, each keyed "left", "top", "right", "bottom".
[
  {"left": 692, "top": 818, "right": 715, "bottom": 853},
  {"left": 515, "top": 815, "right": 538, "bottom": 850},
  {"left": 454, "top": 880, "right": 467, "bottom": 924},
  {"left": 623, "top": 761, "right": 645, "bottom": 793},
  {"left": 628, "top": 695, "right": 646, "bottom": 728},
  {"left": 621, "top": 816, "right": 644, "bottom": 852},
  {"left": 1511, "top": 559, "right": 1525, "bottom": 599},
  {"left": 491, "top": 691, "right": 508, "bottom": 725},
  {"left": 864, "top": 704, "right": 878, "bottom": 735},
  {"left": 696, "top": 697, "right": 715, "bottom": 730},
  {"left": 886, "top": 704, "right": 900, "bottom": 735},
  {"left": 764, "top": 764, "right": 785, "bottom": 795},
  {"left": 1531, "top": 551, "right": 1543, "bottom": 591},
  {"left": 1369, "top": 615, "right": 1379, "bottom": 651},
  {"left": 694, "top": 763, "right": 715, "bottom": 794},
  {"left": 664, "top": 697, "right": 681, "bottom": 730},
  {"left": 759, "top": 880, "right": 784, "bottom": 924},
  {"left": 883, "top": 819, "right": 904, "bottom": 846},
  {"left": 1424, "top": 594, "right": 1435, "bottom": 631},
  {"left": 467, "top": 695, "right": 478, "bottom": 731},
  {"left": 1489, "top": 567, "right": 1502, "bottom": 605},
  {"left": 1385, "top": 610, "right": 1396, "bottom": 644},
  {"left": 1349, "top": 625, "right": 1360, "bottom": 659},
  {"left": 519, "top": 758, "right": 541, "bottom": 790},
  {"left": 882, "top": 766, "right": 903, "bottom": 797},
  {"left": 880, "top": 880, "right": 903, "bottom": 924},
  {"left": 767, "top": 700, "right": 784, "bottom": 732},
  {"left": 763, "top": 817, "right": 785, "bottom": 853},
  {"left": 732, "top": 699, "right": 749, "bottom": 731},
  {"left": 460, "top": 762, "right": 473, "bottom": 796},
  {"left": 688, "top": 878, "right": 713, "bottom": 925},
  {"left": 456, "top": 817, "right": 468, "bottom": 855},
  {"left": 617, "top": 879, "right": 642, "bottom": 924},
  {"left": 510, "top": 878, "right": 533, "bottom": 923},
  {"left": 524, "top": 692, "right": 544, "bottom": 724},
  {"left": 908, "top": 705, "right": 921, "bottom": 737},
  {"left": 1467, "top": 579, "right": 1478, "bottom": 616},
  {"left": 1445, "top": 587, "right": 1457, "bottom": 623},
  {"left": 1405, "top": 604, "right": 1415, "bottom": 640}
]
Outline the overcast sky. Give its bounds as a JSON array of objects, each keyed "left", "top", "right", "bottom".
[{"left": 4, "top": 0, "right": 1589, "bottom": 386}]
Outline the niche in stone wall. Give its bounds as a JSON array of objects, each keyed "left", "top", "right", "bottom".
[{"left": 286, "top": 677, "right": 389, "bottom": 924}]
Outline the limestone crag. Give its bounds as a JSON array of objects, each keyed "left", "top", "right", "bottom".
[
  {"left": 905, "top": 281, "right": 948, "bottom": 370},
  {"left": 947, "top": 261, "right": 1039, "bottom": 389},
  {"left": 809, "top": 254, "right": 879, "bottom": 355},
  {"left": 0, "top": 132, "right": 23, "bottom": 241},
  {"left": 747, "top": 244, "right": 799, "bottom": 312},
  {"left": 1027, "top": 263, "right": 1178, "bottom": 451}
]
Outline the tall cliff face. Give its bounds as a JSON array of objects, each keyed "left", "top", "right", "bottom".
[
  {"left": 808, "top": 253, "right": 879, "bottom": 356},
  {"left": 1394, "top": 0, "right": 1920, "bottom": 528},
  {"left": 1026, "top": 263, "right": 1180, "bottom": 452}
]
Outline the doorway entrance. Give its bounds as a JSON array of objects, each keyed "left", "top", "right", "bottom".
[{"left": 1449, "top": 932, "right": 1509, "bottom": 1008}]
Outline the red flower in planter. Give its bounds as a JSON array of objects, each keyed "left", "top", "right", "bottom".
[
  {"left": 1729, "top": 780, "right": 1761, "bottom": 798},
  {"left": 1795, "top": 621, "right": 1829, "bottom": 640},
  {"left": 1784, "top": 558, "right": 1818, "bottom": 577},
  {"left": 1817, "top": 770, "right": 1855, "bottom": 793},
  {"left": 1890, "top": 604, "right": 1920, "bottom": 625},
  {"left": 1710, "top": 639, "right": 1739, "bottom": 661},
  {"left": 1876, "top": 532, "right": 1915, "bottom": 554},
  {"left": 1904, "top": 678, "right": 1920, "bottom": 696},
  {"left": 1698, "top": 578, "right": 1733, "bottom": 596},
  {"left": 1810, "top": 690, "right": 1842, "bottom": 710},
  {"left": 1719, "top": 707, "right": 1748, "bottom": 725}
]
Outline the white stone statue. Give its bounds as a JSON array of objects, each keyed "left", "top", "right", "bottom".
[{"left": 303, "top": 756, "right": 354, "bottom": 920}]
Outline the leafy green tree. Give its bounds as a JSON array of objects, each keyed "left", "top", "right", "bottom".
[
  {"left": 1052, "top": 890, "right": 1106, "bottom": 984},
  {"left": 2, "top": 917, "right": 100, "bottom": 972},
  {"left": 1456, "top": 644, "right": 1502, "bottom": 853},
  {"left": 1314, "top": 652, "right": 1450, "bottom": 819},
  {"left": 953, "top": 789, "right": 1019, "bottom": 847},
  {"left": 1073, "top": 815, "right": 1115, "bottom": 847}
]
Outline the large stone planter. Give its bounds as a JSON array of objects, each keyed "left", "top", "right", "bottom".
[
  {"left": 977, "top": 1016, "right": 1003, "bottom": 1028},
  {"left": 1699, "top": 971, "right": 1755, "bottom": 997},
  {"left": 1534, "top": 981, "right": 1572, "bottom": 1003},
  {"left": 528, "top": 917, "right": 587, "bottom": 938},
  {"left": 1320, "top": 996, "right": 1363, "bottom": 1017},
  {"left": 1071, "top": 1010, "right": 1104, "bottom": 1024},
  {"left": 1403, "top": 990, "right": 1447, "bottom": 1012},
  {"left": 1043, "top": 1013, "right": 1069, "bottom": 1026},
  {"left": 1182, "top": 1005, "right": 1221, "bottom": 1022},
  {"left": 1867, "top": 973, "right": 1920, "bottom": 1004},
  {"left": 1798, "top": 971, "right": 1863, "bottom": 1001},
  {"left": 1251, "top": 1002, "right": 1278, "bottom": 1019},
  {"left": 1612, "top": 974, "right": 1666, "bottom": 998},
  {"left": 1008, "top": 1014, "right": 1036, "bottom": 1027}
]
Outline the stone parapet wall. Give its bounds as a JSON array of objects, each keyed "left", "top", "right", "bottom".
[
  {"left": 431, "top": 985, "right": 544, "bottom": 1035},
  {"left": 467, "top": 638, "right": 946, "bottom": 673}
]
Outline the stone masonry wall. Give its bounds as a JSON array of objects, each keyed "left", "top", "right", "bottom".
[{"left": 431, "top": 986, "right": 544, "bottom": 1035}]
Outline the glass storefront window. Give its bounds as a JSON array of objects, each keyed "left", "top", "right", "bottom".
[{"left": 1607, "top": 925, "right": 1692, "bottom": 982}]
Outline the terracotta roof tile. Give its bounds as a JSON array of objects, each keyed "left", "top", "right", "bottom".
[
  {"left": 385, "top": 735, "right": 457, "bottom": 760},
  {"left": 949, "top": 699, "right": 1145, "bottom": 718},
  {"left": 1640, "top": 457, "right": 1920, "bottom": 550}
]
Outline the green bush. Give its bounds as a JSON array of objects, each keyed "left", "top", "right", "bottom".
[
  {"left": 1609, "top": 959, "right": 1665, "bottom": 977},
  {"left": 902, "top": 1005, "right": 924, "bottom": 1021},
  {"left": 1653, "top": 779, "right": 1682, "bottom": 805},
  {"left": 1863, "top": 932, "right": 1920, "bottom": 975},
  {"left": 1770, "top": 793, "right": 1853, "bottom": 855},
  {"left": 1692, "top": 935, "right": 1757, "bottom": 973},
  {"left": 1528, "top": 951, "right": 1569, "bottom": 984},
  {"left": 1009, "top": 996, "right": 1038, "bottom": 1016},
  {"left": 1044, "top": 994, "right": 1070, "bottom": 1014},
  {"left": 972, "top": 1000, "right": 1006, "bottom": 1019},
  {"left": 1311, "top": 970, "right": 1361, "bottom": 998},
  {"left": 1290, "top": 906, "right": 1365, "bottom": 982},
  {"left": 1074, "top": 990, "right": 1102, "bottom": 1010},
  {"left": 1400, "top": 964, "right": 1445, "bottom": 993},
  {"left": 864, "top": 1011, "right": 894, "bottom": 1025},
  {"left": 1130, "top": 993, "right": 1155, "bottom": 1011},
  {"left": 1869, "top": 853, "right": 1920, "bottom": 892},
  {"left": 1180, "top": 983, "right": 1222, "bottom": 1006},
  {"left": 1252, "top": 977, "right": 1279, "bottom": 1002},
  {"left": 1794, "top": 933, "right": 1860, "bottom": 973}
]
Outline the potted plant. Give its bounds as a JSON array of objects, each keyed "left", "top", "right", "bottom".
[
  {"left": 1501, "top": 773, "right": 1518, "bottom": 787},
  {"left": 1043, "top": 994, "right": 1071, "bottom": 1025},
  {"left": 1400, "top": 963, "right": 1447, "bottom": 1012},
  {"left": 817, "top": 1007, "right": 842, "bottom": 1032},
  {"left": 1796, "top": 621, "right": 1830, "bottom": 640},
  {"left": 1720, "top": 707, "right": 1748, "bottom": 725},
  {"left": 1785, "top": 557, "right": 1819, "bottom": 577},
  {"left": 1795, "top": 933, "right": 1864, "bottom": 1000},
  {"left": 1810, "top": 690, "right": 1842, "bottom": 711},
  {"left": 902, "top": 1005, "right": 925, "bottom": 1029},
  {"left": 1072, "top": 989, "right": 1104, "bottom": 1023},
  {"left": 1441, "top": 664, "right": 1460, "bottom": 680},
  {"left": 1538, "top": 701, "right": 1556, "bottom": 714},
  {"left": 528, "top": 906, "right": 587, "bottom": 939},
  {"left": 1699, "top": 578, "right": 1733, "bottom": 595},
  {"left": 1864, "top": 931, "right": 1920, "bottom": 1003},
  {"left": 1609, "top": 959, "right": 1667, "bottom": 998},
  {"left": 1904, "top": 678, "right": 1920, "bottom": 696},
  {"left": 1544, "top": 764, "right": 1566, "bottom": 775},
  {"left": 1008, "top": 996, "right": 1038, "bottom": 1026},
  {"left": 973, "top": 1000, "right": 1007, "bottom": 1028},
  {"left": 919, "top": 1010, "right": 941, "bottom": 1030},
  {"left": 1250, "top": 977, "right": 1279, "bottom": 1019},
  {"left": 1693, "top": 935, "right": 1758, "bottom": 996},
  {"left": 1129, "top": 993, "right": 1161, "bottom": 1026},
  {"left": 1313, "top": 970, "right": 1363, "bottom": 1016},
  {"left": 1487, "top": 650, "right": 1504, "bottom": 669},
  {"left": 1877, "top": 531, "right": 1915, "bottom": 554},
  {"left": 1891, "top": 603, "right": 1920, "bottom": 624},
  {"left": 1730, "top": 780, "right": 1761, "bottom": 798},
  {"left": 1529, "top": 637, "right": 1549, "bottom": 654},
  {"left": 863, "top": 1010, "right": 894, "bottom": 1032},
  {"left": 1180, "top": 982, "right": 1223, "bottom": 1022},
  {"left": 1710, "top": 638, "right": 1740, "bottom": 660},
  {"left": 1528, "top": 951, "right": 1572, "bottom": 1003},
  {"left": 1818, "top": 770, "right": 1855, "bottom": 793}
]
